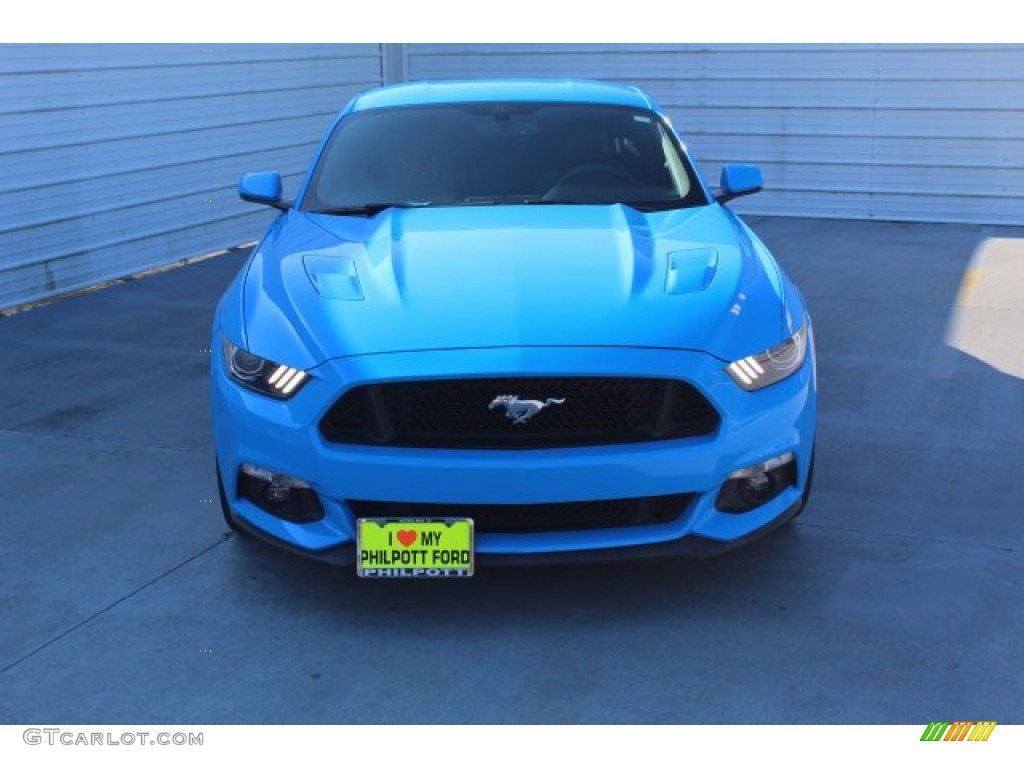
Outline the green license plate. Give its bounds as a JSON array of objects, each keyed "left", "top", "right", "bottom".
[{"left": 357, "top": 518, "right": 475, "bottom": 578}]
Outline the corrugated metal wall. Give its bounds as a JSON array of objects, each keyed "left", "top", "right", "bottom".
[
  {"left": 0, "top": 44, "right": 382, "bottom": 309},
  {"left": 4, "top": 44, "right": 1021, "bottom": 309},
  {"left": 405, "top": 44, "right": 1024, "bottom": 226}
]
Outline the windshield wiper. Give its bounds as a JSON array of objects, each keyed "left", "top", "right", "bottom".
[
  {"left": 457, "top": 196, "right": 590, "bottom": 206},
  {"left": 517, "top": 199, "right": 690, "bottom": 210},
  {"left": 519, "top": 199, "right": 590, "bottom": 206},
  {"left": 495, "top": 199, "right": 687, "bottom": 209},
  {"left": 309, "top": 199, "right": 603, "bottom": 214},
  {"left": 307, "top": 202, "right": 431, "bottom": 217},
  {"left": 622, "top": 200, "right": 692, "bottom": 213}
]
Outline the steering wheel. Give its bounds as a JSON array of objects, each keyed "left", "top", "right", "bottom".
[{"left": 550, "top": 164, "right": 641, "bottom": 189}]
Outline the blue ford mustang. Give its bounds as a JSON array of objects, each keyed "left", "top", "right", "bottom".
[{"left": 211, "top": 79, "right": 816, "bottom": 572}]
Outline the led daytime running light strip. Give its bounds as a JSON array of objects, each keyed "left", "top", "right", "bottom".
[
  {"left": 269, "top": 365, "right": 307, "bottom": 395},
  {"left": 728, "top": 357, "right": 765, "bottom": 385}
]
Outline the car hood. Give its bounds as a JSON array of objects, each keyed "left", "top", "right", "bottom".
[{"left": 242, "top": 204, "right": 787, "bottom": 367}]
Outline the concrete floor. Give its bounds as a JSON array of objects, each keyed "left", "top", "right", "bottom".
[{"left": 1, "top": 217, "right": 1021, "bottom": 724}]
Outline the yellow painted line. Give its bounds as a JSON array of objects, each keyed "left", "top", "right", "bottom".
[
  {"left": 1, "top": 242, "right": 254, "bottom": 317},
  {"left": 954, "top": 266, "right": 981, "bottom": 307}
]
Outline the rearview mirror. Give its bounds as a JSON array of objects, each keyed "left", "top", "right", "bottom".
[
  {"left": 716, "top": 164, "right": 764, "bottom": 204},
  {"left": 239, "top": 172, "right": 290, "bottom": 211}
]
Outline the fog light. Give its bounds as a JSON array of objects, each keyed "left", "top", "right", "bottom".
[
  {"left": 716, "top": 453, "right": 797, "bottom": 513},
  {"left": 237, "top": 464, "right": 324, "bottom": 523},
  {"left": 264, "top": 482, "right": 292, "bottom": 506},
  {"left": 739, "top": 473, "right": 774, "bottom": 502}
]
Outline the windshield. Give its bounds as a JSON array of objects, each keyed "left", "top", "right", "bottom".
[{"left": 301, "top": 102, "right": 709, "bottom": 213}]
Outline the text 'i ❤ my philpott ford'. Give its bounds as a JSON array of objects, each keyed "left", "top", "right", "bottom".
[{"left": 357, "top": 519, "right": 474, "bottom": 578}]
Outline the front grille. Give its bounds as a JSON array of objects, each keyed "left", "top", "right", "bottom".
[
  {"left": 346, "top": 493, "right": 696, "bottom": 533},
  {"left": 320, "top": 377, "right": 719, "bottom": 448}
]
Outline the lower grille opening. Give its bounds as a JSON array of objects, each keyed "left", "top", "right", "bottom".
[{"left": 346, "top": 493, "right": 695, "bottom": 534}]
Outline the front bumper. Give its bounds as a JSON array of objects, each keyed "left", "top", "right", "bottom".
[{"left": 211, "top": 343, "right": 816, "bottom": 562}]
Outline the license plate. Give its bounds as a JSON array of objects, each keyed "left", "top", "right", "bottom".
[{"left": 356, "top": 518, "right": 474, "bottom": 578}]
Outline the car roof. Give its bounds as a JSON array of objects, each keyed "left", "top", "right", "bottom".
[{"left": 349, "top": 78, "right": 655, "bottom": 112}]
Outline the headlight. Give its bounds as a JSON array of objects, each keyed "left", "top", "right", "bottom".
[
  {"left": 725, "top": 324, "right": 808, "bottom": 391},
  {"left": 221, "top": 336, "right": 309, "bottom": 398}
]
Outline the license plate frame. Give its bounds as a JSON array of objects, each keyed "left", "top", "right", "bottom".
[{"left": 356, "top": 518, "right": 475, "bottom": 578}]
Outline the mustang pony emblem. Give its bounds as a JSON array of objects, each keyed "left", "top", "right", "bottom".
[{"left": 488, "top": 394, "right": 566, "bottom": 425}]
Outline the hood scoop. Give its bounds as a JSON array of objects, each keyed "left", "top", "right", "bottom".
[
  {"left": 303, "top": 253, "right": 364, "bottom": 301},
  {"left": 665, "top": 247, "right": 718, "bottom": 295}
]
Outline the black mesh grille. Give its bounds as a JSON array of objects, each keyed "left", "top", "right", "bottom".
[
  {"left": 320, "top": 377, "right": 719, "bottom": 448},
  {"left": 346, "top": 493, "right": 695, "bottom": 533}
]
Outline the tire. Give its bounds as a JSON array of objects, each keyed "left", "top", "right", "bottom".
[{"left": 216, "top": 461, "right": 248, "bottom": 535}]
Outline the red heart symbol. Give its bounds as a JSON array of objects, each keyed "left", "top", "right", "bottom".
[{"left": 397, "top": 530, "right": 417, "bottom": 547}]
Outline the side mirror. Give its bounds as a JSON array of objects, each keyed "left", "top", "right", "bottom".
[
  {"left": 716, "top": 164, "right": 764, "bottom": 204},
  {"left": 239, "top": 172, "right": 290, "bottom": 211}
]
